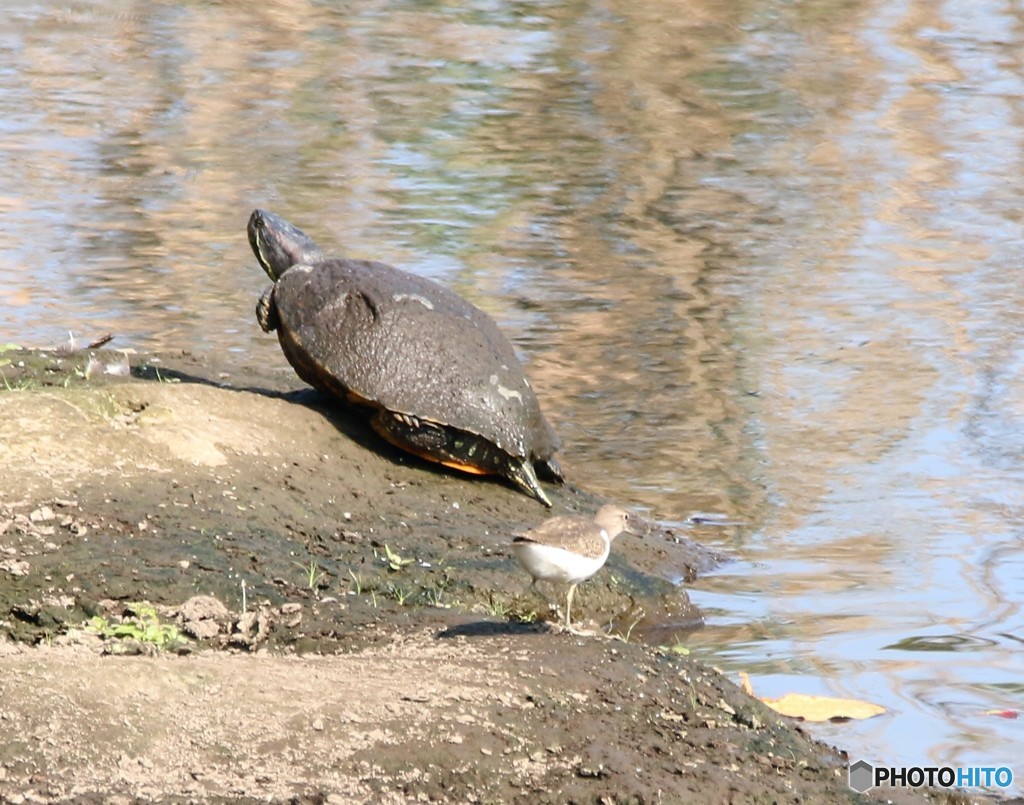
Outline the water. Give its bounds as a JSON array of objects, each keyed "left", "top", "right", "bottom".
[{"left": 2, "top": 0, "right": 1022, "bottom": 791}]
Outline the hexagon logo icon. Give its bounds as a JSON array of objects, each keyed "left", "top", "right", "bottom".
[{"left": 848, "top": 759, "right": 874, "bottom": 792}]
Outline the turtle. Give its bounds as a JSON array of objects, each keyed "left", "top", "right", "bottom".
[{"left": 248, "top": 208, "right": 563, "bottom": 505}]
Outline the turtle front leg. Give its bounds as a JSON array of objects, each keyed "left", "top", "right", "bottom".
[{"left": 256, "top": 286, "right": 279, "bottom": 333}]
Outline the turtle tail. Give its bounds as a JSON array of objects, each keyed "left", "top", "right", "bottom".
[{"left": 534, "top": 456, "right": 564, "bottom": 484}]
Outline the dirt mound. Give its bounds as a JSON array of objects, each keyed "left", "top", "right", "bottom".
[{"left": 0, "top": 349, "right": 974, "bottom": 803}]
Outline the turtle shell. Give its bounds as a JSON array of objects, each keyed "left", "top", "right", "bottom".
[{"left": 269, "top": 257, "right": 560, "bottom": 475}]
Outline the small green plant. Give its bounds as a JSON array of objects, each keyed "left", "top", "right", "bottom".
[
  {"left": 421, "top": 568, "right": 457, "bottom": 608},
  {"left": 484, "top": 592, "right": 510, "bottom": 619},
  {"left": 484, "top": 590, "right": 543, "bottom": 624},
  {"left": 152, "top": 366, "right": 180, "bottom": 383},
  {"left": 86, "top": 603, "right": 181, "bottom": 650},
  {"left": 422, "top": 585, "right": 445, "bottom": 608},
  {"left": 0, "top": 368, "right": 32, "bottom": 392},
  {"left": 661, "top": 641, "right": 690, "bottom": 656},
  {"left": 293, "top": 558, "right": 326, "bottom": 590},
  {"left": 386, "top": 583, "right": 410, "bottom": 605},
  {"left": 347, "top": 568, "right": 364, "bottom": 595},
  {"left": 616, "top": 617, "right": 643, "bottom": 644},
  {"left": 383, "top": 544, "right": 413, "bottom": 571}
]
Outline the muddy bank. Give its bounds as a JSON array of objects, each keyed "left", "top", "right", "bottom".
[
  {"left": 0, "top": 347, "right": 709, "bottom": 649},
  {"left": 0, "top": 348, "right": 977, "bottom": 803}
]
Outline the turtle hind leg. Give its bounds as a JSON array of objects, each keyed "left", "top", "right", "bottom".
[
  {"left": 371, "top": 410, "right": 552, "bottom": 506},
  {"left": 371, "top": 409, "right": 450, "bottom": 457},
  {"left": 506, "top": 459, "right": 552, "bottom": 507}
]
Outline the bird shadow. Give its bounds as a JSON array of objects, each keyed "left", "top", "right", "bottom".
[{"left": 435, "top": 620, "right": 551, "bottom": 640}]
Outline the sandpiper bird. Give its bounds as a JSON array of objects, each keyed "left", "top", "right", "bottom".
[{"left": 511, "top": 504, "right": 631, "bottom": 632}]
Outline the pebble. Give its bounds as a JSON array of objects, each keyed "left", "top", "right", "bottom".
[
  {"left": 29, "top": 506, "right": 54, "bottom": 522},
  {"left": 0, "top": 560, "right": 30, "bottom": 577}
]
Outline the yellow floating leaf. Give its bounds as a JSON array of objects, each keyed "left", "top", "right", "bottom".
[
  {"left": 760, "top": 693, "right": 886, "bottom": 722},
  {"left": 738, "top": 673, "right": 885, "bottom": 722}
]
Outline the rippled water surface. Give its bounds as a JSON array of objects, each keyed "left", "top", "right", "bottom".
[{"left": 2, "top": 0, "right": 1023, "bottom": 790}]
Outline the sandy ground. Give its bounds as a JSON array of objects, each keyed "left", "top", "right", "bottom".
[{"left": 0, "top": 348, "right": 985, "bottom": 803}]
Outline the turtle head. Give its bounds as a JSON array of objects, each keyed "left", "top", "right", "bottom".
[{"left": 248, "top": 209, "right": 324, "bottom": 281}]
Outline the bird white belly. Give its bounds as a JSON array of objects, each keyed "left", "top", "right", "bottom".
[{"left": 512, "top": 542, "right": 609, "bottom": 585}]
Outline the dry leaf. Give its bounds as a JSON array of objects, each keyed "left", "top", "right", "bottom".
[
  {"left": 738, "top": 672, "right": 884, "bottom": 722},
  {"left": 760, "top": 693, "right": 886, "bottom": 722}
]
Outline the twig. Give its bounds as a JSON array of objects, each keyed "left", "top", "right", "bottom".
[{"left": 87, "top": 333, "right": 114, "bottom": 349}]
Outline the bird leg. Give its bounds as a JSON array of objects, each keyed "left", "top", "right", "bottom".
[
  {"left": 527, "top": 579, "right": 589, "bottom": 634},
  {"left": 561, "top": 584, "right": 601, "bottom": 636},
  {"left": 525, "top": 578, "right": 557, "bottom": 616},
  {"left": 564, "top": 584, "right": 578, "bottom": 631}
]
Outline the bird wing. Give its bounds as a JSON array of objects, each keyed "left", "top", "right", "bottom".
[{"left": 515, "top": 516, "right": 593, "bottom": 549}]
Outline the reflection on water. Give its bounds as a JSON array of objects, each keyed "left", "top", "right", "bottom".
[{"left": 2, "top": 0, "right": 1023, "bottom": 787}]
